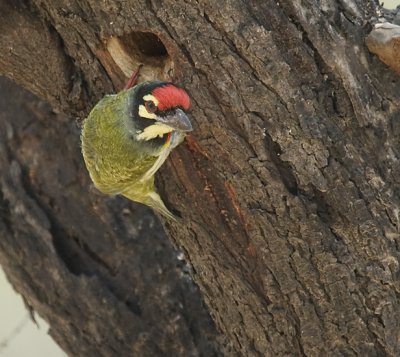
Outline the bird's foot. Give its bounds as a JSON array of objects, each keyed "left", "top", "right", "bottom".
[{"left": 123, "top": 64, "right": 143, "bottom": 90}]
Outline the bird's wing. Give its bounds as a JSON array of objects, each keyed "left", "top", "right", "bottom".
[
  {"left": 140, "top": 131, "right": 185, "bottom": 182},
  {"left": 140, "top": 146, "right": 172, "bottom": 183}
]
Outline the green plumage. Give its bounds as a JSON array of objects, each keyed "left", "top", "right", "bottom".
[{"left": 81, "top": 84, "right": 183, "bottom": 220}]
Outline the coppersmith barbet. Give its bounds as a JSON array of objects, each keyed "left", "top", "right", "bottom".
[{"left": 81, "top": 75, "right": 192, "bottom": 220}]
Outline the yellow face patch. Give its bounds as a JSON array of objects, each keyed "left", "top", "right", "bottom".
[
  {"left": 139, "top": 105, "right": 157, "bottom": 119},
  {"left": 137, "top": 123, "right": 173, "bottom": 141},
  {"left": 143, "top": 94, "right": 159, "bottom": 105},
  {"left": 139, "top": 94, "right": 159, "bottom": 119}
]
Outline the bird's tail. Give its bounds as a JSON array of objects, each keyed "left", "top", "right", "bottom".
[
  {"left": 144, "top": 192, "right": 177, "bottom": 220},
  {"left": 122, "top": 187, "right": 177, "bottom": 220}
]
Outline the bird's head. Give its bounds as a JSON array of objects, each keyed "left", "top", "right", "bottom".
[{"left": 128, "top": 81, "right": 192, "bottom": 146}]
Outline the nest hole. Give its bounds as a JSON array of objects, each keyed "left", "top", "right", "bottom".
[
  {"left": 102, "top": 31, "right": 173, "bottom": 89},
  {"left": 122, "top": 31, "right": 168, "bottom": 57}
]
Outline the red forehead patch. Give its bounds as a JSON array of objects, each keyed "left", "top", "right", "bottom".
[{"left": 152, "top": 84, "right": 190, "bottom": 111}]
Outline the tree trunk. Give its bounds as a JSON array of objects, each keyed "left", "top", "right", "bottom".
[{"left": 1, "top": 0, "right": 400, "bottom": 356}]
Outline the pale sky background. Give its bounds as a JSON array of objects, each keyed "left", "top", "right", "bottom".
[
  {"left": 386, "top": 0, "right": 399, "bottom": 8},
  {"left": 0, "top": 1, "right": 399, "bottom": 356},
  {"left": 0, "top": 269, "right": 65, "bottom": 357}
]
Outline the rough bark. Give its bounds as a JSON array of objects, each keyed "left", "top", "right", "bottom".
[
  {"left": 0, "top": 76, "right": 222, "bottom": 355},
  {"left": 1, "top": 0, "right": 400, "bottom": 356}
]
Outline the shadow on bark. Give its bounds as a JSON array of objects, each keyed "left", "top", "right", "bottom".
[{"left": 0, "top": 76, "right": 224, "bottom": 356}]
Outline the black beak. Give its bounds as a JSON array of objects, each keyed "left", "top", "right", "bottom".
[{"left": 156, "top": 108, "right": 193, "bottom": 132}]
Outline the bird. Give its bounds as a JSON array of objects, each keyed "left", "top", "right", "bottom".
[{"left": 81, "top": 69, "right": 192, "bottom": 220}]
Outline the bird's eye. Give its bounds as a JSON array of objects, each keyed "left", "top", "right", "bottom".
[{"left": 144, "top": 101, "right": 157, "bottom": 113}]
